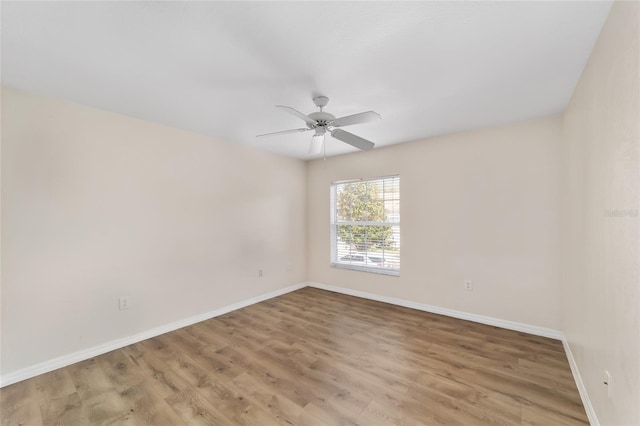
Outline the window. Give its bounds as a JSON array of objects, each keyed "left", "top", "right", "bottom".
[{"left": 330, "top": 176, "right": 400, "bottom": 275}]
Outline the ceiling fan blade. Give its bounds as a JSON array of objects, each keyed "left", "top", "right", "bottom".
[
  {"left": 331, "top": 129, "right": 375, "bottom": 151},
  {"left": 275, "top": 105, "right": 317, "bottom": 125},
  {"left": 331, "top": 111, "right": 381, "bottom": 128},
  {"left": 309, "top": 133, "right": 324, "bottom": 155},
  {"left": 256, "top": 128, "right": 311, "bottom": 138}
]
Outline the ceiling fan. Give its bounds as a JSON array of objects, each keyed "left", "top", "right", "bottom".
[{"left": 257, "top": 96, "right": 381, "bottom": 154}]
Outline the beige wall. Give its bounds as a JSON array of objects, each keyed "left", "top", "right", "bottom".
[
  {"left": 307, "top": 116, "right": 563, "bottom": 329},
  {"left": 0, "top": 87, "right": 307, "bottom": 375},
  {"left": 561, "top": 2, "right": 640, "bottom": 425}
]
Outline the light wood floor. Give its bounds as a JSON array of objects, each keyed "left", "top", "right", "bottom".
[{"left": 1, "top": 287, "right": 587, "bottom": 425}]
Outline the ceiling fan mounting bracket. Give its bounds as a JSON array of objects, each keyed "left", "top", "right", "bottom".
[{"left": 313, "top": 96, "right": 329, "bottom": 110}]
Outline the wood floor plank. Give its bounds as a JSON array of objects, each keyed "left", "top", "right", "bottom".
[
  {"left": 33, "top": 369, "right": 77, "bottom": 404},
  {"left": 68, "top": 357, "right": 117, "bottom": 401},
  {"left": 99, "top": 349, "right": 149, "bottom": 393},
  {"left": 119, "top": 380, "right": 187, "bottom": 425},
  {"left": 164, "top": 387, "right": 233, "bottom": 425},
  {"left": 39, "top": 392, "right": 88, "bottom": 426},
  {"left": 0, "top": 287, "right": 588, "bottom": 425},
  {"left": 358, "top": 398, "right": 430, "bottom": 426},
  {"left": 230, "top": 372, "right": 303, "bottom": 426},
  {"left": 82, "top": 389, "right": 131, "bottom": 425},
  {"left": 0, "top": 380, "right": 44, "bottom": 426},
  {"left": 120, "top": 343, "right": 189, "bottom": 400}
]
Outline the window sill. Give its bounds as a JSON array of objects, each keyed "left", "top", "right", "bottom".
[{"left": 330, "top": 263, "right": 400, "bottom": 277}]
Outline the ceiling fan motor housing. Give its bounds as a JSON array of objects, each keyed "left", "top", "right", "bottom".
[{"left": 308, "top": 111, "right": 336, "bottom": 128}]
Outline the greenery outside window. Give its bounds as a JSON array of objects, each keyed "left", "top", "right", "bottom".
[{"left": 330, "top": 176, "right": 400, "bottom": 275}]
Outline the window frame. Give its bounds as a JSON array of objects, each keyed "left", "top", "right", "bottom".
[{"left": 330, "top": 175, "right": 400, "bottom": 276}]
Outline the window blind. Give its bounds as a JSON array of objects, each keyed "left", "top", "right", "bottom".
[{"left": 330, "top": 175, "right": 400, "bottom": 275}]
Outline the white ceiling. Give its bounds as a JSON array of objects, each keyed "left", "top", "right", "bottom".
[{"left": 2, "top": 1, "right": 611, "bottom": 159}]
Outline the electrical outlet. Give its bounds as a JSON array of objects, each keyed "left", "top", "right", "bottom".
[
  {"left": 464, "top": 280, "right": 473, "bottom": 291},
  {"left": 119, "top": 296, "right": 129, "bottom": 310},
  {"left": 258, "top": 269, "right": 263, "bottom": 278},
  {"left": 604, "top": 370, "right": 612, "bottom": 397}
]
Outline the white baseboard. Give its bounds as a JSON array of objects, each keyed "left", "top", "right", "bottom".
[
  {"left": 0, "top": 282, "right": 307, "bottom": 388},
  {"left": 308, "top": 282, "right": 564, "bottom": 339},
  {"left": 562, "top": 338, "right": 599, "bottom": 426}
]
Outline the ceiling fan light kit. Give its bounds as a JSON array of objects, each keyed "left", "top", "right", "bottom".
[{"left": 257, "top": 96, "right": 381, "bottom": 154}]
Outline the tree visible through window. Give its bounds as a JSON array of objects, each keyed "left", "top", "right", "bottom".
[{"left": 330, "top": 176, "right": 400, "bottom": 275}]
